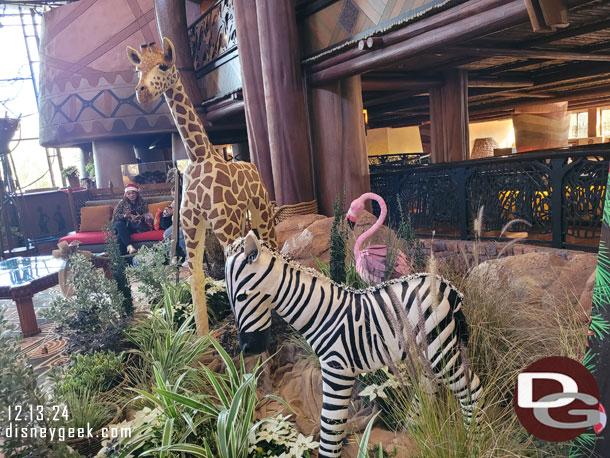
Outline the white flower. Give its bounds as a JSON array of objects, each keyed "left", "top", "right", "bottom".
[{"left": 359, "top": 383, "right": 388, "bottom": 401}]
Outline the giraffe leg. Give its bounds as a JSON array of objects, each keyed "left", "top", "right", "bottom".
[
  {"left": 318, "top": 368, "right": 355, "bottom": 458},
  {"left": 184, "top": 225, "right": 209, "bottom": 336}
]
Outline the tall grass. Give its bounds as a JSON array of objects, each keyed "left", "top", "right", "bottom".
[{"left": 359, "top": 266, "right": 588, "bottom": 457}]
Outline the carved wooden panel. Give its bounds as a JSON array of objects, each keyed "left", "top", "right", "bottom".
[{"left": 188, "top": 0, "right": 237, "bottom": 72}]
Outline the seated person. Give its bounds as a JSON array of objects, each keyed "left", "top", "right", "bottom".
[
  {"left": 160, "top": 203, "right": 186, "bottom": 259},
  {"left": 112, "top": 183, "right": 151, "bottom": 255}
]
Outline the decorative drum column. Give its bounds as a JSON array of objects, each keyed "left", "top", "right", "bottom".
[{"left": 93, "top": 140, "right": 136, "bottom": 188}]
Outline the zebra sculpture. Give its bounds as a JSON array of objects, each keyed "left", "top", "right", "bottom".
[{"left": 225, "top": 232, "right": 483, "bottom": 458}]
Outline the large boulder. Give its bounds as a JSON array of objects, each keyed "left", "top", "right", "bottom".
[
  {"left": 470, "top": 251, "right": 597, "bottom": 318},
  {"left": 275, "top": 214, "right": 326, "bottom": 249},
  {"left": 281, "top": 217, "right": 334, "bottom": 269}
]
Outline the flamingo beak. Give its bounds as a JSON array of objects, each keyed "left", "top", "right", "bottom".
[{"left": 346, "top": 213, "right": 356, "bottom": 230}]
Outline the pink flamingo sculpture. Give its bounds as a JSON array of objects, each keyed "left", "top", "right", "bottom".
[{"left": 347, "top": 192, "right": 412, "bottom": 285}]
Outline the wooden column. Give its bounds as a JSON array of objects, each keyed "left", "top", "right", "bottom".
[
  {"left": 429, "top": 70, "right": 469, "bottom": 163},
  {"left": 589, "top": 108, "right": 599, "bottom": 138},
  {"left": 255, "top": 0, "right": 315, "bottom": 206},
  {"left": 154, "top": 0, "right": 203, "bottom": 110},
  {"left": 310, "top": 76, "right": 370, "bottom": 216},
  {"left": 233, "top": 0, "right": 275, "bottom": 200}
]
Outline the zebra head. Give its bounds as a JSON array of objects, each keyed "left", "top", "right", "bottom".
[{"left": 225, "top": 231, "right": 275, "bottom": 355}]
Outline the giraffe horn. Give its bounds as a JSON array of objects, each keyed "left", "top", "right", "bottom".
[{"left": 140, "top": 43, "right": 148, "bottom": 51}]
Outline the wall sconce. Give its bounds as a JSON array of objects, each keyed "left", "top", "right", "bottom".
[{"left": 363, "top": 109, "right": 369, "bottom": 134}]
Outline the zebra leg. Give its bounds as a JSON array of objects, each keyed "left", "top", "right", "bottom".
[
  {"left": 319, "top": 368, "right": 355, "bottom": 458},
  {"left": 405, "top": 375, "right": 439, "bottom": 426},
  {"left": 437, "top": 347, "right": 483, "bottom": 425}
]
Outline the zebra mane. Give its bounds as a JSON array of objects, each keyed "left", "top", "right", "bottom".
[{"left": 227, "top": 236, "right": 463, "bottom": 298}]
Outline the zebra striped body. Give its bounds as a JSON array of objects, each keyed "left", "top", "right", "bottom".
[{"left": 226, "top": 232, "right": 482, "bottom": 458}]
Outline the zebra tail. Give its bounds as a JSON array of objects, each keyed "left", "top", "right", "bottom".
[{"left": 453, "top": 307, "right": 470, "bottom": 347}]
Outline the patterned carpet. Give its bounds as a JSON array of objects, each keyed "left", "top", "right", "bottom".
[{"left": 1, "top": 286, "right": 70, "bottom": 376}]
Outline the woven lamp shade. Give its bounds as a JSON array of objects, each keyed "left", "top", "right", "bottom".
[{"left": 471, "top": 137, "right": 500, "bottom": 159}]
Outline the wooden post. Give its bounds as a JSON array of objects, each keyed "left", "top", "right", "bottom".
[
  {"left": 309, "top": 76, "right": 370, "bottom": 216},
  {"left": 255, "top": 0, "right": 315, "bottom": 206},
  {"left": 429, "top": 70, "right": 469, "bottom": 163},
  {"left": 233, "top": 0, "right": 275, "bottom": 200},
  {"left": 67, "top": 187, "right": 79, "bottom": 232},
  {"left": 588, "top": 108, "right": 599, "bottom": 138}
]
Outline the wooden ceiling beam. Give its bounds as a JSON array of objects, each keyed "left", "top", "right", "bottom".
[
  {"left": 305, "top": 0, "right": 509, "bottom": 73},
  {"left": 525, "top": 17, "right": 610, "bottom": 47},
  {"left": 308, "top": 0, "right": 529, "bottom": 85},
  {"left": 447, "top": 46, "right": 610, "bottom": 62},
  {"left": 361, "top": 77, "right": 441, "bottom": 92},
  {"left": 468, "top": 77, "right": 534, "bottom": 88}
]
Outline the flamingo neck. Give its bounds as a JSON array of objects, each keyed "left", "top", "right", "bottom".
[{"left": 353, "top": 193, "right": 387, "bottom": 255}]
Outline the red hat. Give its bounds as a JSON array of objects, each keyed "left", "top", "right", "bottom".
[{"left": 125, "top": 183, "right": 139, "bottom": 194}]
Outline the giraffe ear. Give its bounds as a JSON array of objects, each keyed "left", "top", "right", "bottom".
[
  {"left": 126, "top": 46, "right": 142, "bottom": 66},
  {"left": 162, "top": 37, "right": 175, "bottom": 65},
  {"left": 244, "top": 231, "right": 260, "bottom": 264}
]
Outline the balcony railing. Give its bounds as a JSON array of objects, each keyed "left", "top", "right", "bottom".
[
  {"left": 188, "top": 0, "right": 237, "bottom": 74},
  {"left": 371, "top": 144, "right": 610, "bottom": 251}
]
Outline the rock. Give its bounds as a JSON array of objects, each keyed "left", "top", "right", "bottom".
[
  {"left": 470, "top": 251, "right": 597, "bottom": 320},
  {"left": 275, "top": 214, "right": 326, "bottom": 250},
  {"left": 281, "top": 217, "right": 334, "bottom": 269},
  {"left": 549, "top": 253, "right": 597, "bottom": 315},
  {"left": 343, "top": 428, "right": 418, "bottom": 458},
  {"left": 470, "top": 252, "right": 568, "bottom": 299}
]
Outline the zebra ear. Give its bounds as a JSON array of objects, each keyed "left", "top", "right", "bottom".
[{"left": 244, "top": 231, "right": 260, "bottom": 264}]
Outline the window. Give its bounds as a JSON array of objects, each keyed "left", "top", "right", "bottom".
[
  {"left": 601, "top": 109, "right": 610, "bottom": 138},
  {"left": 569, "top": 111, "right": 588, "bottom": 139}
]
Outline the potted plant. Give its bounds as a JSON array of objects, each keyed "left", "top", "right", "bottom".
[{"left": 61, "top": 165, "right": 80, "bottom": 188}]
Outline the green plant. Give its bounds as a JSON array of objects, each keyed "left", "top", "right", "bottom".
[
  {"left": 62, "top": 386, "right": 116, "bottom": 431},
  {"left": 127, "top": 240, "right": 172, "bottom": 307},
  {"left": 85, "top": 160, "right": 96, "bottom": 179},
  {"left": 330, "top": 193, "right": 347, "bottom": 284},
  {"left": 356, "top": 412, "right": 380, "bottom": 458},
  {"left": 315, "top": 256, "right": 369, "bottom": 290},
  {"left": 100, "top": 337, "right": 316, "bottom": 458},
  {"left": 394, "top": 197, "right": 426, "bottom": 272},
  {"left": 249, "top": 413, "right": 318, "bottom": 457},
  {"left": 53, "top": 351, "right": 125, "bottom": 397},
  {"left": 41, "top": 253, "right": 127, "bottom": 352},
  {"left": 125, "top": 298, "right": 210, "bottom": 388},
  {"left": 61, "top": 165, "right": 80, "bottom": 178},
  {"left": 104, "top": 222, "right": 134, "bottom": 316},
  {"left": 0, "top": 308, "right": 81, "bottom": 457}
]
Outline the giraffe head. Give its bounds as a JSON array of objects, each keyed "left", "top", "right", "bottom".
[{"left": 126, "top": 37, "right": 178, "bottom": 104}]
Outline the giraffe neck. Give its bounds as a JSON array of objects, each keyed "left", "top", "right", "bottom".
[{"left": 163, "top": 77, "right": 219, "bottom": 163}]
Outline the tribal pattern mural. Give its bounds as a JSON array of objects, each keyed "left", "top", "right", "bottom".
[{"left": 38, "top": 0, "right": 174, "bottom": 147}]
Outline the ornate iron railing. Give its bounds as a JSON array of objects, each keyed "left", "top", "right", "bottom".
[
  {"left": 188, "top": 0, "right": 237, "bottom": 73},
  {"left": 368, "top": 153, "right": 429, "bottom": 170},
  {"left": 371, "top": 144, "right": 610, "bottom": 251}
]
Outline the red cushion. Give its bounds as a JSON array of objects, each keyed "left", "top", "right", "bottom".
[
  {"left": 130, "top": 230, "right": 165, "bottom": 242},
  {"left": 59, "top": 230, "right": 165, "bottom": 245},
  {"left": 60, "top": 231, "right": 105, "bottom": 244}
]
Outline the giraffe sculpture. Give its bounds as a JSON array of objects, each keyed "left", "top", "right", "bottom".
[{"left": 126, "top": 38, "right": 277, "bottom": 335}]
